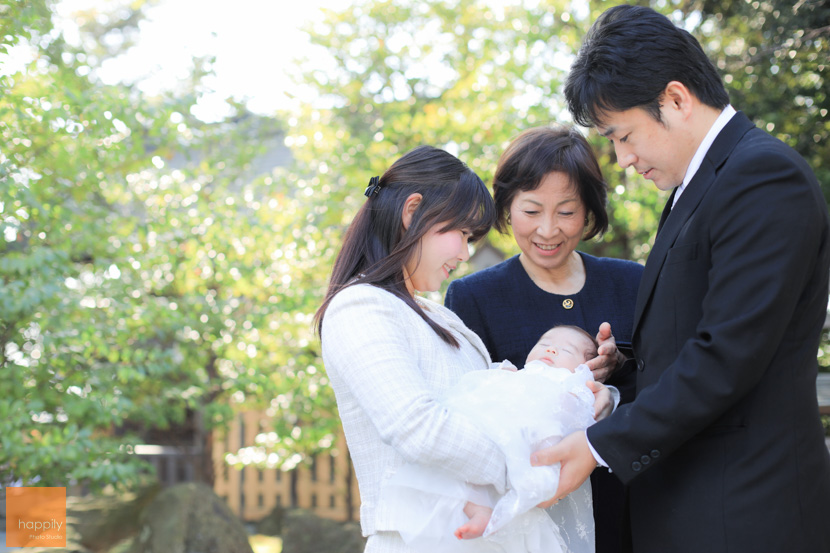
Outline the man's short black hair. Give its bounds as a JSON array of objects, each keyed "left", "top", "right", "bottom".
[{"left": 565, "top": 4, "right": 730, "bottom": 127}]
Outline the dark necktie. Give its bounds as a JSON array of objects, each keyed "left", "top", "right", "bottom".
[{"left": 657, "top": 188, "right": 677, "bottom": 235}]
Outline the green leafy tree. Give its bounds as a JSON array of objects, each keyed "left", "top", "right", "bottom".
[
  {"left": 260, "top": 0, "right": 830, "bottom": 460},
  {"left": 0, "top": 0, "right": 303, "bottom": 488},
  {"left": 3, "top": 0, "right": 827, "bottom": 488},
  {"left": 688, "top": 0, "right": 829, "bottom": 199},
  {"left": 251, "top": 0, "right": 661, "bottom": 467}
]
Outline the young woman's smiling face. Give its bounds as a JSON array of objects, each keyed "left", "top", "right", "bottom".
[
  {"left": 404, "top": 224, "right": 471, "bottom": 294},
  {"left": 509, "top": 171, "right": 586, "bottom": 274}
]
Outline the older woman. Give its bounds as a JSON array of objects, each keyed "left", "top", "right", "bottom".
[{"left": 445, "top": 125, "right": 643, "bottom": 553}]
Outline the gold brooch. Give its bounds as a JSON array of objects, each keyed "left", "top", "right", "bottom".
[{"left": 562, "top": 299, "right": 574, "bottom": 309}]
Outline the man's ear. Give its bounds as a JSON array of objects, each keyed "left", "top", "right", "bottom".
[
  {"left": 662, "top": 81, "right": 694, "bottom": 118},
  {"left": 401, "top": 193, "right": 422, "bottom": 230}
]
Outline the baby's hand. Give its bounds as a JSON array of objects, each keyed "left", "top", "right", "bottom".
[{"left": 588, "top": 380, "right": 613, "bottom": 420}]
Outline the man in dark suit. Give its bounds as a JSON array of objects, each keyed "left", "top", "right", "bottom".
[{"left": 532, "top": 5, "right": 830, "bottom": 552}]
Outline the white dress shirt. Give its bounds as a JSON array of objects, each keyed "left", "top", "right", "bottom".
[{"left": 672, "top": 105, "right": 737, "bottom": 208}]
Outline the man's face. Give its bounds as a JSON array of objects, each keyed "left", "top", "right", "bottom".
[{"left": 598, "top": 105, "right": 696, "bottom": 191}]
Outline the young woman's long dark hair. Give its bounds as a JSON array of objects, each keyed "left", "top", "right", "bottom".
[{"left": 314, "top": 145, "right": 496, "bottom": 347}]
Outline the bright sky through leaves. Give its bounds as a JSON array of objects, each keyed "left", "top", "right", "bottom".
[{"left": 47, "top": 0, "right": 355, "bottom": 120}]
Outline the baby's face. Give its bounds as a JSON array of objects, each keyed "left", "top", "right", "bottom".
[{"left": 526, "top": 327, "right": 596, "bottom": 371}]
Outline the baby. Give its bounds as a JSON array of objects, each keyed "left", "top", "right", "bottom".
[
  {"left": 456, "top": 324, "right": 599, "bottom": 541},
  {"left": 497, "top": 324, "right": 599, "bottom": 374},
  {"left": 381, "top": 324, "right": 605, "bottom": 553}
]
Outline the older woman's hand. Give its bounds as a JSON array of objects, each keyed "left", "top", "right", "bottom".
[{"left": 585, "top": 322, "right": 624, "bottom": 383}]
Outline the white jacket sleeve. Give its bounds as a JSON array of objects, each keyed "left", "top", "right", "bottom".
[{"left": 322, "top": 285, "right": 507, "bottom": 492}]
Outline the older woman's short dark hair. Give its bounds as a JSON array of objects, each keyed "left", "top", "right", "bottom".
[{"left": 492, "top": 126, "right": 609, "bottom": 239}]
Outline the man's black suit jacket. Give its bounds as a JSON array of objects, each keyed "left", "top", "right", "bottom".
[{"left": 588, "top": 111, "right": 830, "bottom": 553}]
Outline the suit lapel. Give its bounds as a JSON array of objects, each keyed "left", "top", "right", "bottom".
[
  {"left": 632, "top": 163, "right": 715, "bottom": 332},
  {"left": 632, "top": 111, "right": 756, "bottom": 334}
]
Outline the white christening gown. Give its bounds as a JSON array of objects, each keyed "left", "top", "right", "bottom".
[{"left": 379, "top": 361, "right": 597, "bottom": 553}]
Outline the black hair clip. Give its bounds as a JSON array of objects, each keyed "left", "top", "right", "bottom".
[{"left": 364, "top": 176, "right": 382, "bottom": 198}]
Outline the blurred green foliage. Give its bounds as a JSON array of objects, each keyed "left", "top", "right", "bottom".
[
  {"left": 0, "top": 0, "right": 323, "bottom": 488},
  {"left": 1, "top": 0, "right": 827, "bottom": 490},
  {"left": 282, "top": 0, "right": 830, "bottom": 456},
  {"left": 692, "top": 0, "right": 830, "bottom": 202}
]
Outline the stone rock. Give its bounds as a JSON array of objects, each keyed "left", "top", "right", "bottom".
[
  {"left": 69, "top": 484, "right": 160, "bottom": 552},
  {"left": 129, "top": 482, "right": 253, "bottom": 553},
  {"left": 105, "top": 536, "right": 136, "bottom": 553},
  {"left": 2, "top": 485, "right": 157, "bottom": 553},
  {"left": 255, "top": 505, "right": 286, "bottom": 536},
  {"left": 25, "top": 540, "right": 93, "bottom": 553},
  {"left": 281, "top": 509, "right": 366, "bottom": 553}
]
